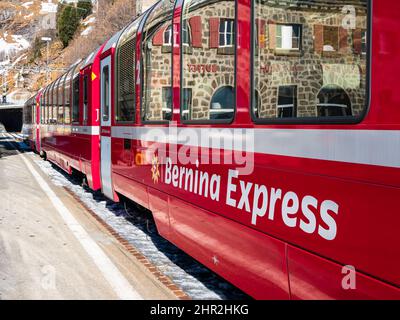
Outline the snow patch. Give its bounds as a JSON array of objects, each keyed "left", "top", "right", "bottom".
[
  {"left": 81, "top": 26, "right": 93, "bottom": 36},
  {"left": 83, "top": 16, "right": 96, "bottom": 26},
  {"left": 40, "top": 1, "right": 58, "bottom": 14},
  {"left": 22, "top": 2, "right": 34, "bottom": 9},
  {"left": 0, "top": 35, "right": 30, "bottom": 61}
]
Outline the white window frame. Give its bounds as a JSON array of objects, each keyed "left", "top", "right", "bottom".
[
  {"left": 163, "top": 25, "right": 173, "bottom": 46},
  {"left": 361, "top": 30, "right": 367, "bottom": 55},
  {"left": 276, "top": 85, "right": 296, "bottom": 117},
  {"left": 182, "top": 22, "right": 191, "bottom": 47},
  {"left": 219, "top": 19, "right": 234, "bottom": 48},
  {"left": 276, "top": 24, "right": 301, "bottom": 50}
]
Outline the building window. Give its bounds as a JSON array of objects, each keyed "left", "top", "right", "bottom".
[
  {"left": 182, "top": 20, "right": 191, "bottom": 47},
  {"left": 361, "top": 30, "right": 367, "bottom": 54},
  {"left": 164, "top": 25, "right": 173, "bottom": 46},
  {"left": 317, "top": 85, "right": 352, "bottom": 117},
  {"left": 181, "top": 88, "right": 192, "bottom": 121},
  {"left": 277, "top": 86, "right": 297, "bottom": 118},
  {"left": 323, "top": 26, "right": 339, "bottom": 52},
  {"left": 219, "top": 19, "right": 234, "bottom": 48},
  {"left": 210, "top": 86, "right": 234, "bottom": 120},
  {"left": 162, "top": 87, "right": 172, "bottom": 119},
  {"left": 253, "top": 90, "right": 261, "bottom": 118},
  {"left": 276, "top": 24, "right": 301, "bottom": 50}
]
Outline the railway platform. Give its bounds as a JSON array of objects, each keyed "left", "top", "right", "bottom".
[{"left": 0, "top": 132, "right": 176, "bottom": 300}]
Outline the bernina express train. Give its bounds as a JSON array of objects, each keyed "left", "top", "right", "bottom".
[{"left": 23, "top": 0, "right": 400, "bottom": 299}]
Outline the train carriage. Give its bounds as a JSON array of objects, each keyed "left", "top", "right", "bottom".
[
  {"left": 38, "top": 44, "right": 106, "bottom": 190},
  {"left": 25, "top": 0, "right": 400, "bottom": 299}
]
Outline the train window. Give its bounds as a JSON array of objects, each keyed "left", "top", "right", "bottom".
[
  {"left": 252, "top": 0, "right": 369, "bottom": 122},
  {"left": 46, "top": 87, "right": 50, "bottom": 124},
  {"left": 64, "top": 71, "right": 71, "bottom": 124},
  {"left": 141, "top": 0, "right": 174, "bottom": 122},
  {"left": 83, "top": 75, "right": 88, "bottom": 123},
  {"left": 102, "top": 66, "right": 110, "bottom": 121},
  {"left": 42, "top": 90, "right": 46, "bottom": 124},
  {"left": 52, "top": 81, "right": 58, "bottom": 124},
  {"left": 72, "top": 75, "right": 80, "bottom": 123},
  {"left": 58, "top": 77, "right": 64, "bottom": 124},
  {"left": 116, "top": 36, "right": 136, "bottom": 123},
  {"left": 181, "top": 0, "right": 236, "bottom": 123}
]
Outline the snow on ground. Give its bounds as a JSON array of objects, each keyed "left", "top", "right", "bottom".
[
  {"left": 83, "top": 16, "right": 96, "bottom": 26},
  {"left": 0, "top": 35, "right": 30, "bottom": 62},
  {"left": 22, "top": 150, "right": 250, "bottom": 300},
  {"left": 40, "top": 1, "right": 58, "bottom": 14},
  {"left": 81, "top": 26, "right": 93, "bottom": 37},
  {"left": 22, "top": 2, "right": 34, "bottom": 9}
]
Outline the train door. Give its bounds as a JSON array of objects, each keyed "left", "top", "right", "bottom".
[
  {"left": 100, "top": 55, "right": 114, "bottom": 199},
  {"left": 36, "top": 95, "right": 41, "bottom": 153}
]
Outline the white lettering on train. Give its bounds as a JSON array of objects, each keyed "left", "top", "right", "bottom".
[{"left": 165, "top": 159, "right": 339, "bottom": 241}]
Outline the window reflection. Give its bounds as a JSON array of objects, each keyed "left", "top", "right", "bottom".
[
  {"left": 253, "top": 0, "right": 368, "bottom": 120},
  {"left": 181, "top": 0, "right": 236, "bottom": 122},
  {"left": 141, "top": 0, "right": 174, "bottom": 122}
]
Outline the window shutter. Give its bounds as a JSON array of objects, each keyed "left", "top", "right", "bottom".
[
  {"left": 339, "top": 27, "right": 349, "bottom": 52},
  {"left": 268, "top": 22, "right": 276, "bottom": 49},
  {"left": 189, "top": 16, "right": 202, "bottom": 48},
  {"left": 209, "top": 17, "right": 220, "bottom": 48},
  {"left": 314, "top": 24, "right": 324, "bottom": 53},
  {"left": 353, "top": 28, "right": 362, "bottom": 54},
  {"left": 153, "top": 25, "right": 168, "bottom": 46},
  {"left": 256, "top": 18, "right": 266, "bottom": 48}
]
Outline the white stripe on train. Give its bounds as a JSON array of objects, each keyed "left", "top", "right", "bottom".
[
  {"left": 111, "top": 127, "right": 400, "bottom": 169},
  {"left": 35, "top": 125, "right": 400, "bottom": 168}
]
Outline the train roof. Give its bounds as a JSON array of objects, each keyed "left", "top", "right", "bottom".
[
  {"left": 81, "top": 45, "right": 103, "bottom": 69},
  {"left": 102, "top": 30, "right": 124, "bottom": 54}
]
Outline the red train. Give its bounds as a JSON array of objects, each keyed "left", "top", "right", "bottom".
[{"left": 23, "top": 0, "right": 400, "bottom": 299}]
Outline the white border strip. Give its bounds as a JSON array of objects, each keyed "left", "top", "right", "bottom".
[{"left": 112, "top": 127, "right": 400, "bottom": 168}]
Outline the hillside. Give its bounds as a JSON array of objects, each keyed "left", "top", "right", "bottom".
[{"left": 0, "top": 0, "right": 149, "bottom": 102}]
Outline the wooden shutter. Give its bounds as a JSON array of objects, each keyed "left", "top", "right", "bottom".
[
  {"left": 268, "top": 22, "right": 276, "bottom": 49},
  {"left": 353, "top": 28, "right": 362, "bottom": 54},
  {"left": 189, "top": 16, "right": 202, "bottom": 48},
  {"left": 152, "top": 25, "right": 168, "bottom": 46},
  {"left": 314, "top": 24, "right": 324, "bottom": 53},
  {"left": 339, "top": 27, "right": 349, "bottom": 52},
  {"left": 209, "top": 17, "right": 220, "bottom": 48},
  {"left": 256, "top": 18, "right": 266, "bottom": 48}
]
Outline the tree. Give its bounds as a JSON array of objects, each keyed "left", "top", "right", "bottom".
[
  {"left": 57, "top": 5, "right": 80, "bottom": 48},
  {"left": 77, "top": 0, "right": 93, "bottom": 20}
]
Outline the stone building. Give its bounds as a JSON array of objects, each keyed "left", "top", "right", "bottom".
[{"left": 141, "top": 0, "right": 368, "bottom": 122}]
